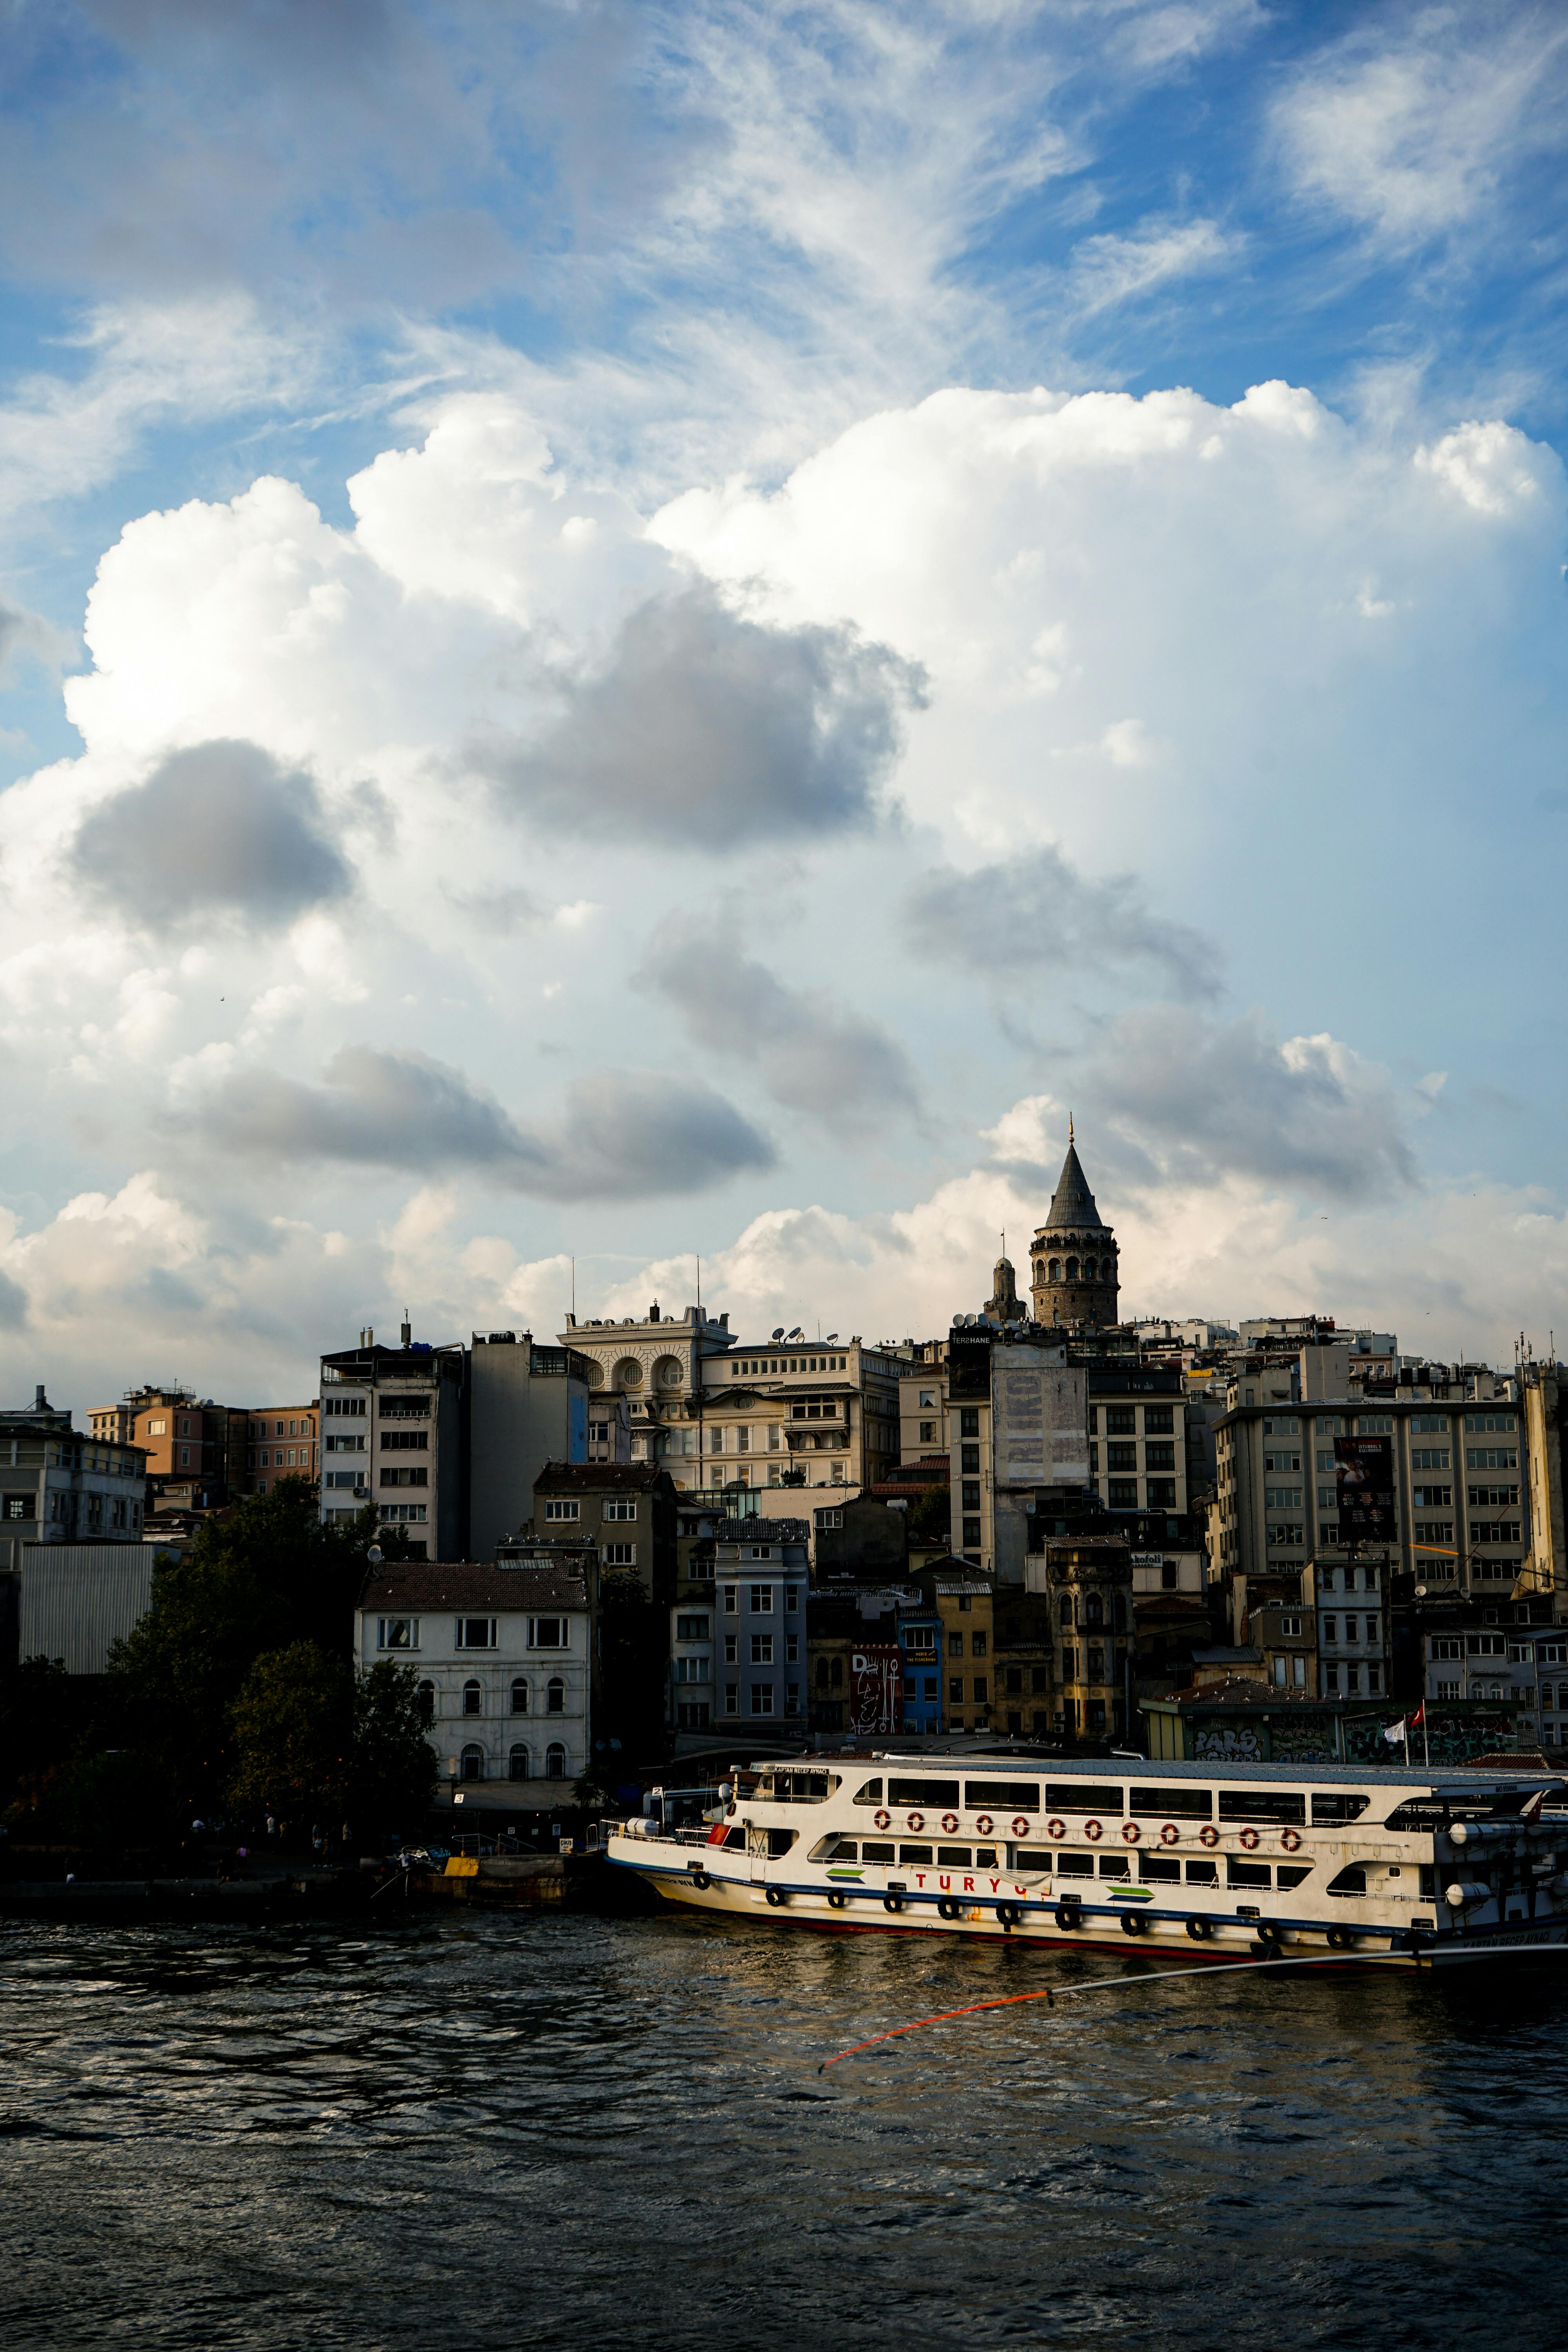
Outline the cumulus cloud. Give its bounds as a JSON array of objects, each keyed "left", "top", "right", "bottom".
[
  {"left": 70, "top": 739, "right": 352, "bottom": 928},
  {"left": 910, "top": 844, "right": 1221, "bottom": 1000},
  {"left": 185, "top": 1044, "right": 773, "bottom": 1201},
  {"left": 481, "top": 586, "right": 922, "bottom": 851},
  {"left": 0, "top": 597, "right": 70, "bottom": 678},
  {"left": 636, "top": 920, "right": 920, "bottom": 1126}
]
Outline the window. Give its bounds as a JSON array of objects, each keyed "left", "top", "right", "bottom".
[
  {"left": 1143, "top": 1406, "right": 1174, "bottom": 1435},
  {"left": 750, "top": 1584, "right": 774, "bottom": 1613},
  {"left": 962, "top": 1517, "right": 982, "bottom": 1548},
  {"left": 462, "top": 1679, "right": 482, "bottom": 1716},
  {"left": 508, "top": 1745, "right": 530, "bottom": 1780},
  {"left": 960, "top": 1409, "right": 979, "bottom": 1439},
  {"left": 750, "top": 1684, "right": 774, "bottom": 1716},
  {"left": 1323, "top": 1661, "right": 1339, "bottom": 1692},
  {"left": 546, "top": 1677, "right": 565, "bottom": 1713},
  {"left": 1107, "top": 1480, "right": 1138, "bottom": 1508},
  {"left": 962, "top": 1481, "right": 981, "bottom": 1509},
  {"left": 973, "top": 1675, "right": 988, "bottom": 1703},
  {"left": 677, "top": 1614, "right": 710, "bottom": 1639},
  {"left": 1104, "top": 1406, "right": 1135, "bottom": 1436},
  {"left": 544, "top": 1499, "right": 580, "bottom": 1521},
  {"left": 380, "top": 1430, "right": 428, "bottom": 1452},
  {"left": 722, "top": 1584, "right": 738, "bottom": 1614},
  {"left": 919, "top": 1422, "right": 935, "bottom": 1443},
  {"left": 1265, "top": 1486, "right": 1303, "bottom": 1509},
  {"left": 1263, "top": 1416, "right": 1300, "bottom": 1436},
  {"left": 510, "top": 1678, "right": 529, "bottom": 1713},
  {"left": 379, "top": 1467, "right": 428, "bottom": 1488},
  {"left": 600, "top": 1497, "right": 639, "bottom": 1522},
  {"left": 1357, "top": 1416, "right": 1393, "bottom": 1435},
  {"left": 971, "top": 1632, "right": 987, "bottom": 1657},
  {"left": 751, "top": 1634, "right": 774, "bottom": 1665},
  {"left": 529, "top": 1617, "right": 565, "bottom": 1648},
  {"left": 456, "top": 1618, "right": 496, "bottom": 1649},
  {"left": 1412, "top": 1448, "right": 1450, "bottom": 1471},
  {"left": 1464, "top": 1413, "right": 1515, "bottom": 1434},
  {"left": 460, "top": 1744, "right": 485, "bottom": 1782},
  {"left": 1263, "top": 1452, "right": 1301, "bottom": 1474},
  {"left": 376, "top": 1617, "right": 419, "bottom": 1651},
  {"left": 603, "top": 1542, "right": 637, "bottom": 1567},
  {"left": 786, "top": 1586, "right": 800, "bottom": 1613},
  {"left": 1145, "top": 1442, "right": 1176, "bottom": 1470},
  {"left": 545, "top": 1743, "right": 566, "bottom": 1778},
  {"left": 960, "top": 1444, "right": 981, "bottom": 1474},
  {"left": 675, "top": 1655, "right": 710, "bottom": 1682}
]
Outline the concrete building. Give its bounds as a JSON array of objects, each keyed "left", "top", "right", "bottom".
[
  {"left": 243, "top": 1404, "right": 320, "bottom": 1496},
  {"left": 1028, "top": 1127, "right": 1120, "bottom": 1329},
  {"left": 559, "top": 1302, "right": 737, "bottom": 1474},
  {"left": 467, "top": 1330, "right": 608, "bottom": 1559},
  {"left": 668, "top": 1514, "right": 809, "bottom": 1732},
  {"left": 704, "top": 1338, "right": 906, "bottom": 1509},
  {"left": 1214, "top": 1362, "right": 1526, "bottom": 1598},
  {"left": 319, "top": 1327, "right": 466, "bottom": 1557},
  {"left": 1025, "top": 1534, "right": 1133, "bottom": 1742},
  {"left": 526, "top": 1462, "right": 679, "bottom": 1606},
  {"left": 947, "top": 1321, "right": 1089, "bottom": 1578},
  {"left": 1519, "top": 1357, "right": 1568, "bottom": 1606},
  {"left": 2, "top": 1388, "right": 147, "bottom": 1575},
  {"left": 899, "top": 1357, "right": 949, "bottom": 1463},
  {"left": 356, "top": 1557, "right": 591, "bottom": 1801}
]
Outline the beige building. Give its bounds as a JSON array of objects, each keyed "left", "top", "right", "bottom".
[
  {"left": 1520, "top": 1358, "right": 1568, "bottom": 1607},
  {"left": 899, "top": 1356, "right": 949, "bottom": 1463},
  {"left": 1214, "top": 1352, "right": 1525, "bottom": 1599},
  {"left": 319, "top": 1327, "right": 466, "bottom": 1558}
]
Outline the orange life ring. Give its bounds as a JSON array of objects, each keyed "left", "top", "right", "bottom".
[
  {"left": 1280, "top": 1828, "right": 1302, "bottom": 1853},
  {"left": 1239, "top": 1826, "right": 1260, "bottom": 1850},
  {"left": 906, "top": 1812, "right": 925, "bottom": 1833},
  {"left": 1083, "top": 1818, "right": 1103, "bottom": 1842},
  {"left": 974, "top": 1814, "right": 994, "bottom": 1836},
  {"left": 1010, "top": 1815, "right": 1030, "bottom": 1837},
  {"left": 1121, "top": 1822, "right": 1141, "bottom": 1845},
  {"left": 873, "top": 1809, "right": 890, "bottom": 1830},
  {"left": 1199, "top": 1824, "right": 1219, "bottom": 1848},
  {"left": 1046, "top": 1817, "right": 1066, "bottom": 1840},
  {"left": 1160, "top": 1823, "right": 1180, "bottom": 1846},
  {"left": 940, "top": 1813, "right": 959, "bottom": 1834}
]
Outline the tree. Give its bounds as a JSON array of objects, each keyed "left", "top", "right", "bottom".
[
  {"left": 907, "top": 1484, "right": 952, "bottom": 1548},
  {"left": 349, "top": 1661, "right": 437, "bottom": 1834},
  {"left": 229, "top": 1642, "right": 351, "bottom": 1820},
  {"left": 107, "top": 1478, "right": 397, "bottom": 1825}
]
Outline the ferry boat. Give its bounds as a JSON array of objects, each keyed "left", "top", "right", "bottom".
[{"left": 606, "top": 1752, "right": 1568, "bottom": 1966}]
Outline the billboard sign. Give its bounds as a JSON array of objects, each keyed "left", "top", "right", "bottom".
[
  {"left": 1334, "top": 1436, "right": 1396, "bottom": 1542},
  {"left": 850, "top": 1645, "right": 903, "bottom": 1736}
]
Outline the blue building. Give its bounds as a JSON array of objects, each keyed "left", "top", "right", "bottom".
[{"left": 899, "top": 1605, "right": 944, "bottom": 1733}]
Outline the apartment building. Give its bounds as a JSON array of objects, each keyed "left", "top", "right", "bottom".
[
  {"left": 558, "top": 1303, "right": 736, "bottom": 1473},
  {"left": 2, "top": 1387, "right": 147, "bottom": 1577},
  {"left": 528, "top": 1462, "right": 678, "bottom": 1605},
  {"left": 244, "top": 1404, "right": 319, "bottom": 1494},
  {"left": 318, "top": 1327, "right": 466, "bottom": 1557},
  {"left": 668, "top": 1514, "right": 809, "bottom": 1731},
  {"left": 899, "top": 1355, "right": 949, "bottom": 1463},
  {"left": 468, "top": 1330, "right": 605, "bottom": 1559}
]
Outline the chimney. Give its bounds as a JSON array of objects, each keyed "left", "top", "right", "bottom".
[
  {"left": 34, "top": 1384, "right": 46, "bottom": 1411},
  {"left": 401, "top": 1312, "right": 412, "bottom": 1347}
]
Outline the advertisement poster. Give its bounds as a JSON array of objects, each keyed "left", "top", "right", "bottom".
[
  {"left": 850, "top": 1644, "right": 903, "bottom": 1736},
  {"left": 1334, "top": 1436, "right": 1396, "bottom": 1541}
]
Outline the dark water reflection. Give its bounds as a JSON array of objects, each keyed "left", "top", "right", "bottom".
[{"left": 4, "top": 1908, "right": 1567, "bottom": 2349}]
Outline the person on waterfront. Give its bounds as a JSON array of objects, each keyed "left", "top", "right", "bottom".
[
  {"left": 265, "top": 1814, "right": 277, "bottom": 1843},
  {"left": 311, "top": 1823, "right": 324, "bottom": 1860}
]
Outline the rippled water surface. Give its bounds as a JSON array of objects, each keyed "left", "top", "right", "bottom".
[{"left": 5, "top": 1906, "right": 1568, "bottom": 2349}]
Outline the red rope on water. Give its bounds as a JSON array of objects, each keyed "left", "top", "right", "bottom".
[{"left": 815, "top": 1951, "right": 1404, "bottom": 2073}]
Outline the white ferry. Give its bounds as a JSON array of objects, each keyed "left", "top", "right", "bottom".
[{"left": 606, "top": 1752, "right": 1568, "bottom": 1967}]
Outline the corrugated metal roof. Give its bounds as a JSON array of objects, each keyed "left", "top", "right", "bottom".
[{"left": 18, "top": 1543, "right": 154, "bottom": 1673}]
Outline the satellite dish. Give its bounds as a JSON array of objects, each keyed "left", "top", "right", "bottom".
[
  {"left": 788, "top": 1327, "right": 803, "bottom": 1339},
  {"left": 367, "top": 1544, "right": 383, "bottom": 1566},
  {"left": 825, "top": 1332, "right": 838, "bottom": 1343},
  {"left": 771, "top": 1327, "right": 785, "bottom": 1340}
]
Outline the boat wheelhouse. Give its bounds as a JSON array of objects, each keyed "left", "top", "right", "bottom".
[{"left": 606, "top": 1751, "right": 1568, "bottom": 1966}]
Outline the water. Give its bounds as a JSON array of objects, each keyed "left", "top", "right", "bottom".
[{"left": 4, "top": 1907, "right": 1568, "bottom": 2350}]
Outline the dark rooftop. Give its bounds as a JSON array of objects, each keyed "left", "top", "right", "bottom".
[{"left": 360, "top": 1563, "right": 589, "bottom": 1611}]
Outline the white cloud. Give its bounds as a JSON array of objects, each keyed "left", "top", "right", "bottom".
[{"left": 1067, "top": 216, "right": 1235, "bottom": 316}]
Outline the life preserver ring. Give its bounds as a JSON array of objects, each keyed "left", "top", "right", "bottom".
[
  {"left": 1010, "top": 1816, "right": 1030, "bottom": 1838},
  {"left": 1083, "top": 1819, "right": 1103, "bottom": 1842},
  {"left": 873, "top": 1810, "right": 890, "bottom": 1830},
  {"left": 1160, "top": 1824, "right": 1180, "bottom": 1846},
  {"left": 1280, "top": 1828, "right": 1302, "bottom": 1853},
  {"left": 940, "top": 1813, "right": 959, "bottom": 1834},
  {"left": 974, "top": 1814, "right": 994, "bottom": 1836},
  {"left": 1199, "top": 1824, "right": 1219, "bottom": 1848},
  {"left": 1121, "top": 1822, "right": 1141, "bottom": 1845},
  {"left": 1046, "top": 1818, "right": 1066, "bottom": 1840},
  {"left": 906, "top": 1813, "right": 925, "bottom": 1833},
  {"left": 1239, "top": 1827, "right": 1260, "bottom": 1851}
]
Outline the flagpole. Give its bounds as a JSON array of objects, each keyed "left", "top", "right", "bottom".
[{"left": 1421, "top": 1703, "right": 1429, "bottom": 1769}]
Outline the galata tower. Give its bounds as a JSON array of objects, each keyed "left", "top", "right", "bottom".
[{"left": 1028, "top": 1122, "right": 1119, "bottom": 1329}]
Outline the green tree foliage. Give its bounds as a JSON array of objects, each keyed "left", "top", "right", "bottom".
[
  {"left": 350, "top": 1660, "right": 437, "bottom": 1832},
  {"left": 906, "top": 1485, "right": 952, "bottom": 1548},
  {"left": 229, "top": 1641, "right": 350, "bottom": 1819},
  {"left": 0, "top": 1656, "right": 71, "bottom": 1816},
  {"left": 106, "top": 1477, "right": 406, "bottom": 1824}
]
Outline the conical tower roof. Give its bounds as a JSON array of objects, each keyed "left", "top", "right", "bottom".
[{"left": 1044, "top": 1135, "right": 1108, "bottom": 1233}]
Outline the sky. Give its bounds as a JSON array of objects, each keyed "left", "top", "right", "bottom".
[{"left": 3, "top": 0, "right": 1568, "bottom": 1414}]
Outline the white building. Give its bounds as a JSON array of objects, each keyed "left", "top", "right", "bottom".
[
  {"left": 2, "top": 1388, "right": 147, "bottom": 1579},
  {"left": 320, "top": 1327, "right": 465, "bottom": 1557},
  {"left": 356, "top": 1558, "right": 592, "bottom": 1802}
]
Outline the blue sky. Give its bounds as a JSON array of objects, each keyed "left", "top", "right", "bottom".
[{"left": 2, "top": 0, "right": 1567, "bottom": 1406}]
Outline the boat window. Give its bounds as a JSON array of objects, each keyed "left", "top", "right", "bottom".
[
  {"left": 1226, "top": 1857, "right": 1272, "bottom": 1888},
  {"left": 1218, "top": 1790, "right": 1306, "bottom": 1825},
  {"left": 852, "top": 1778, "right": 883, "bottom": 1806},
  {"left": 834, "top": 1838, "right": 857, "bottom": 1860},
  {"left": 721, "top": 1827, "right": 744, "bottom": 1850},
  {"left": 1311, "top": 1793, "right": 1370, "bottom": 1825},
  {"left": 899, "top": 1843, "right": 933, "bottom": 1864},
  {"left": 1098, "top": 1854, "right": 1132, "bottom": 1877},
  {"left": 1184, "top": 1859, "right": 1217, "bottom": 1885},
  {"left": 1045, "top": 1782, "right": 1124, "bottom": 1815},
  {"left": 1277, "top": 1864, "right": 1313, "bottom": 1889},
  {"left": 1327, "top": 1863, "right": 1367, "bottom": 1896},
  {"left": 771, "top": 1771, "right": 833, "bottom": 1803},
  {"left": 1056, "top": 1851, "right": 1095, "bottom": 1877},
  {"left": 888, "top": 1778, "right": 960, "bottom": 1806},
  {"left": 811, "top": 1836, "right": 853, "bottom": 1862},
  {"left": 860, "top": 1840, "right": 895, "bottom": 1862},
  {"left": 936, "top": 1846, "right": 971, "bottom": 1866},
  {"left": 1382, "top": 1798, "right": 1465, "bottom": 1831},
  {"left": 975, "top": 1847, "right": 998, "bottom": 1867},
  {"left": 964, "top": 1780, "right": 1040, "bottom": 1810},
  {"left": 1130, "top": 1785, "right": 1213, "bottom": 1820},
  {"left": 765, "top": 1828, "right": 797, "bottom": 1857},
  {"left": 1141, "top": 1855, "right": 1180, "bottom": 1882},
  {"left": 1016, "top": 1848, "right": 1054, "bottom": 1871}
]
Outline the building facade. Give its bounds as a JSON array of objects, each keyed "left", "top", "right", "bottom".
[
  {"left": 244, "top": 1404, "right": 320, "bottom": 1495},
  {"left": 528, "top": 1462, "right": 679, "bottom": 1606},
  {"left": 319, "top": 1330, "right": 466, "bottom": 1557},
  {"left": 669, "top": 1515, "right": 809, "bottom": 1731},
  {"left": 2, "top": 1389, "right": 147, "bottom": 1576},
  {"left": 1029, "top": 1130, "right": 1120, "bottom": 1329},
  {"left": 468, "top": 1330, "right": 602, "bottom": 1559},
  {"left": 356, "top": 1559, "right": 591, "bottom": 1796}
]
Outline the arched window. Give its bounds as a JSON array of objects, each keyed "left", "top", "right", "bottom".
[
  {"left": 1048, "top": 1258, "right": 1061, "bottom": 1283},
  {"left": 546, "top": 1677, "right": 565, "bottom": 1714},
  {"left": 508, "top": 1744, "right": 530, "bottom": 1781},
  {"left": 1083, "top": 1257, "right": 1097, "bottom": 1281},
  {"left": 1084, "top": 1592, "right": 1103, "bottom": 1629},
  {"left": 1065, "top": 1257, "right": 1079, "bottom": 1281},
  {"left": 831, "top": 1655, "right": 843, "bottom": 1688},
  {"left": 545, "top": 1742, "right": 567, "bottom": 1779},
  {"left": 462, "top": 1678, "right": 482, "bottom": 1716},
  {"left": 510, "top": 1677, "right": 529, "bottom": 1714},
  {"left": 416, "top": 1679, "right": 435, "bottom": 1724},
  {"left": 1058, "top": 1594, "right": 1072, "bottom": 1626},
  {"left": 460, "top": 1743, "right": 485, "bottom": 1782}
]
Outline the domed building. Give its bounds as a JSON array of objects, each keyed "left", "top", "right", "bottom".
[{"left": 1029, "top": 1124, "right": 1119, "bottom": 1330}]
